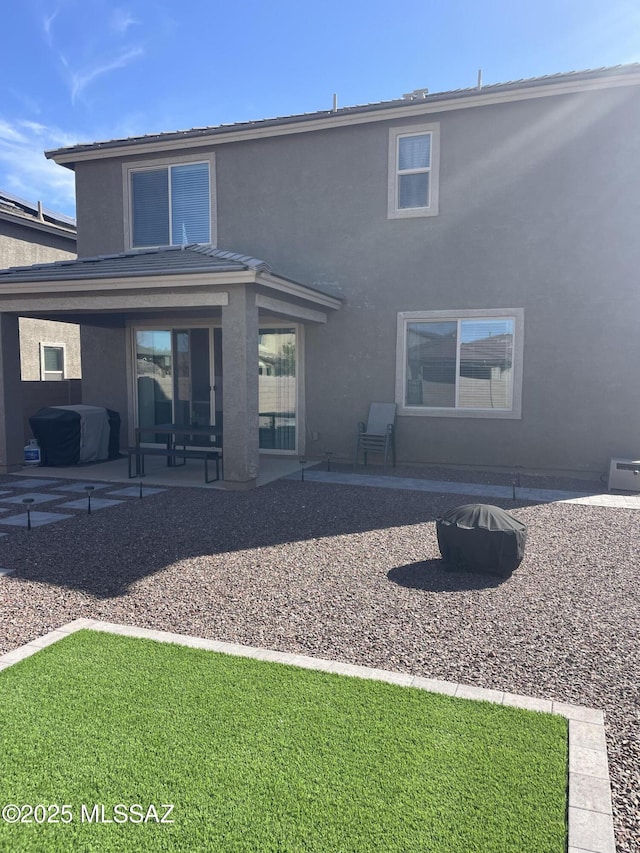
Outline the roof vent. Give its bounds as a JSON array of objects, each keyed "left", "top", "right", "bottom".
[{"left": 402, "top": 88, "right": 429, "bottom": 100}]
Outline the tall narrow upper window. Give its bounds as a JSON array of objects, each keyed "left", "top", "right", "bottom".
[
  {"left": 131, "top": 162, "right": 210, "bottom": 247},
  {"left": 388, "top": 123, "right": 440, "bottom": 218}
]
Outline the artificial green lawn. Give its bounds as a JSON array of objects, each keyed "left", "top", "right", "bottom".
[{"left": 0, "top": 630, "right": 567, "bottom": 852}]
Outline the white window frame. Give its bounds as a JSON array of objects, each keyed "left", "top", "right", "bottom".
[
  {"left": 40, "top": 342, "right": 66, "bottom": 381},
  {"left": 395, "top": 308, "right": 524, "bottom": 419},
  {"left": 122, "top": 152, "right": 217, "bottom": 250},
  {"left": 388, "top": 123, "right": 440, "bottom": 219}
]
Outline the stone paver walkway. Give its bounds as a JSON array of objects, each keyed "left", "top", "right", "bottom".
[{"left": 293, "top": 470, "right": 640, "bottom": 509}]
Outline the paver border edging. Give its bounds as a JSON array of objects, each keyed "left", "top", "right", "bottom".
[{"left": 0, "top": 619, "right": 616, "bottom": 853}]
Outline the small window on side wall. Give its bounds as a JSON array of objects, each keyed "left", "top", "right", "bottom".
[
  {"left": 395, "top": 309, "right": 524, "bottom": 419},
  {"left": 388, "top": 123, "right": 440, "bottom": 219},
  {"left": 41, "top": 345, "right": 65, "bottom": 381}
]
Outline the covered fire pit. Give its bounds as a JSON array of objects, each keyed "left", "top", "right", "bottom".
[{"left": 436, "top": 503, "right": 527, "bottom": 578}]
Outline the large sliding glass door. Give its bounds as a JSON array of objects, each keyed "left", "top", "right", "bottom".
[
  {"left": 135, "top": 325, "right": 298, "bottom": 453},
  {"left": 136, "top": 328, "right": 213, "bottom": 433}
]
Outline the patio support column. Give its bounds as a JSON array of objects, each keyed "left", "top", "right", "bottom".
[
  {"left": 221, "top": 285, "right": 259, "bottom": 488},
  {"left": 0, "top": 313, "right": 25, "bottom": 473}
]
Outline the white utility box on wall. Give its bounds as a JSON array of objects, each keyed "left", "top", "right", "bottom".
[{"left": 608, "top": 458, "right": 640, "bottom": 492}]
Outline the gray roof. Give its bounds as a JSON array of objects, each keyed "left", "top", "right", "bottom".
[
  {"left": 0, "top": 189, "right": 76, "bottom": 231},
  {"left": 0, "top": 243, "right": 342, "bottom": 298},
  {"left": 46, "top": 63, "right": 640, "bottom": 161}
]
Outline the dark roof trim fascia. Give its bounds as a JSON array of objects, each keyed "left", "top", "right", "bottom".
[
  {"left": 0, "top": 209, "right": 76, "bottom": 241},
  {"left": 46, "top": 67, "right": 640, "bottom": 167}
]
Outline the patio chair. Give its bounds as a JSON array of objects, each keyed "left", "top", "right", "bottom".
[{"left": 354, "top": 403, "right": 396, "bottom": 469}]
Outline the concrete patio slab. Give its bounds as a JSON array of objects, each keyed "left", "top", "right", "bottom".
[
  {"left": 55, "top": 482, "right": 111, "bottom": 492},
  {"left": 0, "top": 511, "right": 74, "bottom": 528},
  {"left": 106, "top": 486, "right": 166, "bottom": 497},
  {"left": 1, "top": 492, "right": 65, "bottom": 505},
  {"left": 13, "top": 455, "right": 318, "bottom": 490},
  {"left": 58, "top": 498, "right": 125, "bottom": 511},
  {"left": 8, "top": 478, "right": 63, "bottom": 489}
]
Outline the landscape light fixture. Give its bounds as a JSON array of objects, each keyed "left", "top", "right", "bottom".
[
  {"left": 84, "top": 485, "right": 95, "bottom": 514},
  {"left": 22, "top": 497, "right": 35, "bottom": 530}
]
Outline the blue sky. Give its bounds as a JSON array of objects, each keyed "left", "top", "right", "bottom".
[{"left": 2, "top": 0, "right": 639, "bottom": 218}]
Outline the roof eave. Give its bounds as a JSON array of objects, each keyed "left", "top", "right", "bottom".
[
  {"left": 46, "top": 68, "right": 640, "bottom": 168},
  {"left": 0, "top": 210, "right": 77, "bottom": 240},
  {"left": 0, "top": 268, "right": 342, "bottom": 310}
]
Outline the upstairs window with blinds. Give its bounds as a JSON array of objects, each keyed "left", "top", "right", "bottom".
[
  {"left": 388, "top": 123, "right": 440, "bottom": 218},
  {"left": 131, "top": 162, "right": 210, "bottom": 247},
  {"left": 398, "top": 133, "right": 431, "bottom": 209},
  {"left": 397, "top": 311, "right": 523, "bottom": 417}
]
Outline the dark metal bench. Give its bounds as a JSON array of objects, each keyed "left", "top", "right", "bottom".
[{"left": 127, "top": 446, "right": 221, "bottom": 483}]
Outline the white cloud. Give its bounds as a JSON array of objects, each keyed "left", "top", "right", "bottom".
[
  {"left": 0, "top": 118, "right": 77, "bottom": 215},
  {"left": 111, "top": 8, "right": 140, "bottom": 35},
  {"left": 69, "top": 46, "right": 144, "bottom": 104},
  {"left": 42, "top": 9, "right": 58, "bottom": 47},
  {"left": 0, "top": 121, "right": 27, "bottom": 144},
  {"left": 18, "top": 120, "right": 49, "bottom": 136}
]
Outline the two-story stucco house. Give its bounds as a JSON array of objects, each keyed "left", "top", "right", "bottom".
[{"left": 0, "top": 64, "right": 638, "bottom": 487}]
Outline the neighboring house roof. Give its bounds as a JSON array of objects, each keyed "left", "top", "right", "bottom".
[
  {"left": 46, "top": 63, "right": 640, "bottom": 166},
  {"left": 0, "top": 190, "right": 76, "bottom": 239},
  {"left": 408, "top": 334, "right": 513, "bottom": 367},
  {"left": 0, "top": 243, "right": 343, "bottom": 301}
]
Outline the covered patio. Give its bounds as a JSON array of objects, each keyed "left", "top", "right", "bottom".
[
  {"left": 14, "top": 453, "right": 318, "bottom": 490},
  {"left": 0, "top": 245, "right": 341, "bottom": 487}
]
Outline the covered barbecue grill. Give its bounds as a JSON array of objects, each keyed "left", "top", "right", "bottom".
[{"left": 29, "top": 405, "right": 120, "bottom": 466}]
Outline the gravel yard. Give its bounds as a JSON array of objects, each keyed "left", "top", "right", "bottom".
[{"left": 0, "top": 474, "right": 638, "bottom": 851}]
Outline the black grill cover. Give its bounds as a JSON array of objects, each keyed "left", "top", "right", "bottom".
[
  {"left": 436, "top": 503, "right": 527, "bottom": 578},
  {"left": 29, "top": 407, "right": 81, "bottom": 466},
  {"left": 29, "top": 407, "right": 121, "bottom": 466}
]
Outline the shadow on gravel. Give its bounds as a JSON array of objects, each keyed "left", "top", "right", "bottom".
[
  {"left": 0, "top": 479, "right": 529, "bottom": 598},
  {"left": 388, "top": 560, "right": 506, "bottom": 592}
]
